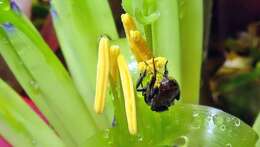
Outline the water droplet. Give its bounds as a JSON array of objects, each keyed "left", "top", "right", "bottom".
[
  {"left": 108, "top": 141, "right": 112, "bottom": 145},
  {"left": 17, "top": 49, "right": 26, "bottom": 56},
  {"left": 226, "top": 117, "right": 231, "bottom": 122},
  {"left": 192, "top": 112, "right": 199, "bottom": 117},
  {"left": 191, "top": 121, "right": 200, "bottom": 129},
  {"left": 104, "top": 129, "right": 110, "bottom": 139},
  {"left": 138, "top": 135, "right": 143, "bottom": 142},
  {"left": 213, "top": 114, "right": 224, "bottom": 126},
  {"left": 191, "top": 112, "right": 201, "bottom": 129},
  {"left": 220, "top": 124, "right": 226, "bottom": 131},
  {"left": 226, "top": 143, "right": 232, "bottom": 147},
  {"left": 207, "top": 114, "right": 212, "bottom": 121},
  {"left": 29, "top": 80, "right": 40, "bottom": 91},
  {"left": 172, "top": 136, "right": 189, "bottom": 146},
  {"left": 234, "top": 118, "right": 240, "bottom": 127},
  {"left": 29, "top": 80, "right": 35, "bottom": 85},
  {"left": 0, "top": 0, "right": 10, "bottom": 11},
  {"left": 128, "top": 60, "right": 138, "bottom": 73}
]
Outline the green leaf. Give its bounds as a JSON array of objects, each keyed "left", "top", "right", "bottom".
[
  {"left": 93, "top": 39, "right": 258, "bottom": 147},
  {"left": 0, "top": 79, "right": 65, "bottom": 147},
  {"left": 253, "top": 113, "right": 260, "bottom": 147},
  {"left": 86, "top": 103, "right": 258, "bottom": 147},
  {"left": 50, "top": 0, "right": 118, "bottom": 129},
  {"left": 0, "top": 3, "right": 98, "bottom": 146},
  {"left": 178, "top": 0, "right": 203, "bottom": 104},
  {"left": 152, "top": 0, "right": 181, "bottom": 82}
]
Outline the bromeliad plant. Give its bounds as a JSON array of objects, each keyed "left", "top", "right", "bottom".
[{"left": 0, "top": 0, "right": 258, "bottom": 146}]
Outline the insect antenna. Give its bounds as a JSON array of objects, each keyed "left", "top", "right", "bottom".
[
  {"left": 164, "top": 60, "right": 169, "bottom": 77},
  {"left": 152, "top": 57, "right": 157, "bottom": 76}
]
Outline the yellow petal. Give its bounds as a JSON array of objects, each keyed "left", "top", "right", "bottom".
[
  {"left": 117, "top": 54, "right": 137, "bottom": 135},
  {"left": 109, "top": 45, "right": 120, "bottom": 82},
  {"left": 94, "top": 37, "right": 110, "bottom": 114},
  {"left": 121, "top": 13, "right": 152, "bottom": 62},
  {"left": 129, "top": 30, "right": 153, "bottom": 62},
  {"left": 121, "top": 13, "right": 137, "bottom": 39}
]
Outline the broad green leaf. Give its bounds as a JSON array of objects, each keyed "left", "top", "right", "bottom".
[
  {"left": 253, "top": 113, "right": 260, "bottom": 147},
  {"left": 178, "top": 0, "right": 203, "bottom": 104},
  {"left": 50, "top": 0, "right": 118, "bottom": 128},
  {"left": 85, "top": 103, "right": 258, "bottom": 147},
  {"left": 0, "top": 2, "right": 98, "bottom": 146},
  {"left": 0, "top": 79, "right": 65, "bottom": 147}
]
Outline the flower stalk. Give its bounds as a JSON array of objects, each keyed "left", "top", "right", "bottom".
[{"left": 94, "top": 36, "right": 137, "bottom": 135}]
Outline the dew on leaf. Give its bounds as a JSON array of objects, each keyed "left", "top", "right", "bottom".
[
  {"left": 220, "top": 124, "right": 226, "bottom": 131},
  {"left": 225, "top": 117, "right": 231, "bottom": 122},
  {"left": 108, "top": 141, "right": 112, "bottom": 145},
  {"left": 233, "top": 118, "right": 240, "bottom": 127},
  {"left": 226, "top": 143, "right": 232, "bottom": 147},
  {"left": 213, "top": 114, "right": 224, "bottom": 126},
  {"left": 29, "top": 80, "right": 39, "bottom": 91},
  {"left": 207, "top": 114, "right": 213, "bottom": 122},
  {"left": 192, "top": 112, "right": 199, "bottom": 117},
  {"left": 172, "top": 136, "right": 189, "bottom": 147},
  {"left": 191, "top": 112, "right": 201, "bottom": 129},
  {"left": 137, "top": 135, "right": 143, "bottom": 142},
  {"left": 104, "top": 128, "right": 110, "bottom": 139}
]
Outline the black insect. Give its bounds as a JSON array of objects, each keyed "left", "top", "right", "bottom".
[{"left": 136, "top": 58, "right": 180, "bottom": 112}]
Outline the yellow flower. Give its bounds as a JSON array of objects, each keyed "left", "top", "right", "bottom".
[
  {"left": 94, "top": 13, "right": 167, "bottom": 135},
  {"left": 94, "top": 36, "right": 137, "bottom": 135}
]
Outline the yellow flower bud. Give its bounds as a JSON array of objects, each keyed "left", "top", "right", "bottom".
[
  {"left": 121, "top": 13, "right": 152, "bottom": 62},
  {"left": 94, "top": 36, "right": 110, "bottom": 114},
  {"left": 117, "top": 54, "right": 137, "bottom": 135}
]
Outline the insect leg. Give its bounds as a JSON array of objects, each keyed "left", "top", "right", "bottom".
[
  {"left": 147, "top": 87, "right": 159, "bottom": 104},
  {"left": 164, "top": 60, "right": 169, "bottom": 77},
  {"left": 152, "top": 57, "right": 157, "bottom": 76},
  {"left": 136, "top": 70, "right": 147, "bottom": 89},
  {"left": 136, "top": 87, "right": 147, "bottom": 92}
]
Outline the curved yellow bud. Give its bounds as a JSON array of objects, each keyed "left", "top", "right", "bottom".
[
  {"left": 121, "top": 13, "right": 152, "bottom": 62},
  {"left": 94, "top": 37, "right": 110, "bottom": 114},
  {"left": 109, "top": 45, "right": 120, "bottom": 82},
  {"left": 121, "top": 13, "right": 137, "bottom": 39},
  {"left": 117, "top": 54, "right": 137, "bottom": 135}
]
